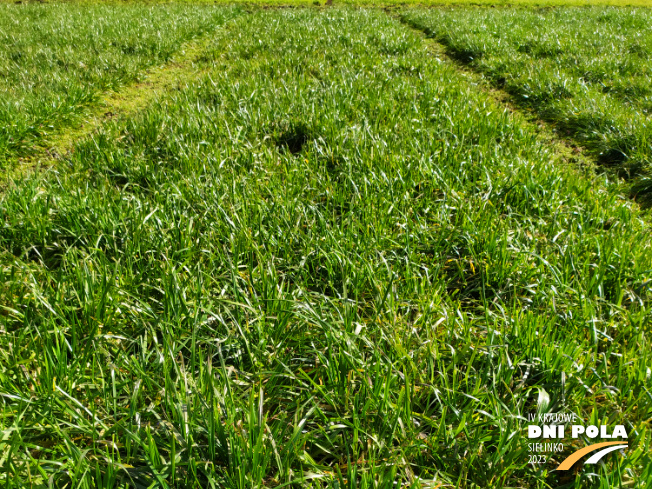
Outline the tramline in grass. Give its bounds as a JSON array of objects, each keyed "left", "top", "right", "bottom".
[
  {"left": 0, "top": 4, "right": 242, "bottom": 167},
  {"left": 401, "top": 7, "right": 652, "bottom": 205},
  {"left": 0, "top": 5, "right": 650, "bottom": 489}
]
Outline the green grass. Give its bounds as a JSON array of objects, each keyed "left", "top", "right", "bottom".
[
  {"left": 0, "top": 3, "right": 242, "bottom": 166},
  {"left": 400, "top": 7, "right": 652, "bottom": 205},
  {"left": 4, "top": 0, "right": 652, "bottom": 7},
  {"left": 1, "top": 6, "right": 651, "bottom": 489}
]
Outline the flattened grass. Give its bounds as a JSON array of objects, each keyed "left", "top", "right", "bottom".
[
  {"left": 0, "top": 4, "right": 242, "bottom": 166},
  {"left": 0, "top": 6, "right": 651, "bottom": 489},
  {"left": 401, "top": 7, "right": 652, "bottom": 205}
]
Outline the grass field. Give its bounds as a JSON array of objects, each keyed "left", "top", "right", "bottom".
[
  {"left": 0, "top": 4, "right": 242, "bottom": 166},
  {"left": 401, "top": 7, "right": 652, "bottom": 205},
  {"left": 1, "top": 4, "right": 651, "bottom": 489},
  {"left": 3, "top": 1, "right": 652, "bottom": 7}
]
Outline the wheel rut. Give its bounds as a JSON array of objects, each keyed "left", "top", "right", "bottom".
[{"left": 1, "top": 19, "right": 238, "bottom": 190}]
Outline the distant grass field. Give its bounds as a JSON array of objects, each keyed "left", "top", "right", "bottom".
[
  {"left": 1, "top": 4, "right": 651, "bottom": 489},
  {"left": 401, "top": 7, "right": 652, "bottom": 205},
  {"left": 0, "top": 4, "right": 242, "bottom": 166},
  {"left": 3, "top": 0, "right": 652, "bottom": 6}
]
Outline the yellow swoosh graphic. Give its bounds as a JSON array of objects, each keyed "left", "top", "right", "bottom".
[{"left": 556, "top": 441, "right": 628, "bottom": 471}]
